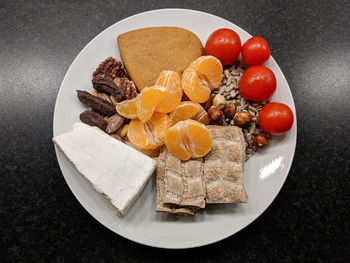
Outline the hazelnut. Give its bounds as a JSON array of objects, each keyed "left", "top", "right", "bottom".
[
  {"left": 201, "top": 94, "right": 215, "bottom": 110},
  {"left": 120, "top": 124, "right": 129, "bottom": 139},
  {"left": 253, "top": 133, "right": 268, "bottom": 148},
  {"left": 208, "top": 106, "right": 223, "bottom": 125},
  {"left": 212, "top": 94, "right": 226, "bottom": 109},
  {"left": 234, "top": 111, "right": 252, "bottom": 127},
  {"left": 223, "top": 103, "right": 236, "bottom": 118}
]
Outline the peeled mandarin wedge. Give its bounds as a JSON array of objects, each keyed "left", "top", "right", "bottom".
[
  {"left": 128, "top": 112, "right": 170, "bottom": 150},
  {"left": 169, "top": 101, "right": 202, "bottom": 126},
  {"left": 137, "top": 85, "right": 167, "bottom": 122},
  {"left": 165, "top": 119, "right": 212, "bottom": 161},
  {"left": 191, "top": 55, "right": 223, "bottom": 90},
  {"left": 154, "top": 70, "right": 183, "bottom": 113},
  {"left": 182, "top": 67, "right": 211, "bottom": 103},
  {"left": 115, "top": 96, "right": 139, "bottom": 119},
  {"left": 169, "top": 101, "right": 210, "bottom": 126},
  {"left": 181, "top": 56, "right": 223, "bottom": 103}
]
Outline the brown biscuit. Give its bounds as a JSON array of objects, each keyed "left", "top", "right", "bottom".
[{"left": 117, "top": 27, "right": 204, "bottom": 91}]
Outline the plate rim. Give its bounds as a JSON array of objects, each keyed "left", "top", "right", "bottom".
[{"left": 53, "top": 8, "right": 297, "bottom": 249}]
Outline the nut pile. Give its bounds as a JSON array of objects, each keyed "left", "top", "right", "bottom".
[
  {"left": 212, "top": 61, "right": 270, "bottom": 160},
  {"left": 76, "top": 57, "right": 137, "bottom": 142}
]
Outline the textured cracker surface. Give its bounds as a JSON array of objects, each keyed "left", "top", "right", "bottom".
[
  {"left": 162, "top": 152, "right": 206, "bottom": 208},
  {"left": 205, "top": 126, "right": 247, "bottom": 203},
  {"left": 155, "top": 148, "right": 197, "bottom": 215}
]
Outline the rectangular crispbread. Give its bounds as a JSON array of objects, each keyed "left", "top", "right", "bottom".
[
  {"left": 162, "top": 153, "right": 206, "bottom": 208},
  {"left": 204, "top": 126, "right": 247, "bottom": 203},
  {"left": 155, "top": 148, "right": 198, "bottom": 215}
]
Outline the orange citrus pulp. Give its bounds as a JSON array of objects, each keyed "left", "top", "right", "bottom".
[
  {"left": 169, "top": 101, "right": 210, "bottom": 126},
  {"left": 154, "top": 70, "right": 183, "bottom": 113},
  {"left": 181, "top": 56, "right": 223, "bottom": 103},
  {"left": 136, "top": 85, "right": 167, "bottom": 122},
  {"left": 115, "top": 96, "right": 139, "bottom": 119},
  {"left": 128, "top": 112, "right": 170, "bottom": 150},
  {"left": 165, "top": 119, "right": 212, "bottom": 161}
]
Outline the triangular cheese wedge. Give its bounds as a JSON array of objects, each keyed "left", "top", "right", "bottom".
[{"left": 117, "top": 27, "right": 204, "bottom": 91}]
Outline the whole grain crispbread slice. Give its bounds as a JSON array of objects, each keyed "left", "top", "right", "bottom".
[
  {"left": 204, "top": 126, "right": 247, "bottom": 203},
  {"left": 162, "top": 153, "right": 206, "bottom": 208},
  {"left": 155, "top": 148, "right": 198, "bottom": 215}
]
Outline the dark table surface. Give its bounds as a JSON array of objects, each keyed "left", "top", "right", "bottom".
[{"left": 1, "top": 0, "right": 350, "bottom": 262}]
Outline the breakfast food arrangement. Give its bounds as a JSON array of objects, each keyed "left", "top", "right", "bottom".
[{"left": 53, "top": 26, "right": 294, "bottom": 218}]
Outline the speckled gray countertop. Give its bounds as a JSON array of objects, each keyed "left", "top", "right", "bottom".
[{"left": 1, "top": 0, "right": 350, "bottom": 262}]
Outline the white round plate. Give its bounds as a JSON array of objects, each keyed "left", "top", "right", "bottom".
[{"left": 53, "top": 9, "right": 297, "bottom": 249}]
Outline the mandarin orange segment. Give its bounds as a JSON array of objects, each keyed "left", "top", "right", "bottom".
[
  {"left": 115, "top": 96, "right": 139, "bottom": 119},
  {"left": 137, "top": 85, "right": 167, "bottom": 122},
  {"left": 181, "top": 56, "right": 223, "bottom": 103},
  {"left": 182, "top": 67, "right": 211, "bottom": 103},
  {"left": 169, "top": 101, "right": 209, "bottom": 126},
  {"left": 165, "top": 119, "right": 212, "bottom": 161},
  {"left": 128, "top": 112, "right": 169, "bottom": 150},
  {"left": 154, "top": 70, "right": 183, "bottom": 113},
  {"left": 169, "top": 101, "right": 202, "bottom": 126},
  {"left": 191, "top": 55, "right": 223, "bottom": 90},
  {"left": 185, "top": 121, "right": 212, "bottom": 157},
  {"left": 151, "top": 112, "right": 171, "bottom": 145},
  {"left": 165, "top": 125, "right": 192, "bottom": 161}
]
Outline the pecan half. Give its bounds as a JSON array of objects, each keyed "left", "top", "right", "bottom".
[
  {"left": 113, "top": 77, "right": 137, "bottom": 100},
  {"left": 125, "top": 81, "right": 138, "bottom": 100},
  {"left": 93, "top": 57, "right": 129, "bottom": 79},
  {"left": 77, "top": 90, "right": 116, "bottom": 116},
  {"left": 106, "top": 113, "right": 124, "bottom": 134},
  {"left": 92, "top": 76, "right": 125, "bottom": 102},
  {"left": 80, "top": 110, "right": 107, "bottom": 131}
]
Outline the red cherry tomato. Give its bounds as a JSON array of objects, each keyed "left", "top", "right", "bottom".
[
  {"left": 242, "top": 36, "right": 271, "bottom": 66},
  {"left": 239, "top": 66, "right": 276, "bottom": 102},
  {"left": 258, "top": 102, "right": 294, "bottom": 135},
  {"left": 205, "top": 28, "right": 241, "bottom": 66}
]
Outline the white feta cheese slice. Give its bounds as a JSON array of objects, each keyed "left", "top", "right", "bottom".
[{"left": 53, "top": 122, "right": 156, "bottom": 217}]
